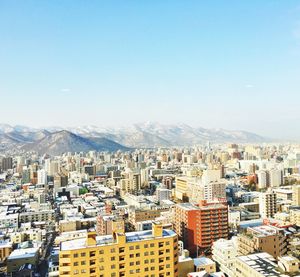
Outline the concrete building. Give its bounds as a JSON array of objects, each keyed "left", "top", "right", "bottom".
[
  {"left": 292, "top": 184, "right": 300, "bottom": 206},
  {"left": 235, "top": 252, "right": 287, "bottom": 277},
  {"left": 174, "top": 200, "right": 228, "bottom": 255},
  {"left": 212, "top": 238, "right": 238, "bottom": 277},
  {"left": 96, "top": 215, "right": 124, "bottom": 236},
  {"left": 256, "top": 170, "right": 267, "bottom": 189},
  {"left": 259, "top": 191, "right": 277, "bottom": 219},
  {"left": 237, "top": 225, "right": 288, "bottom": 258},
  {"left": 59, "top": 222, "right": 179, "bottom": 277}
]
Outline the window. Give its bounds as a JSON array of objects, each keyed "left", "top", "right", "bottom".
[
  {"left": 81, "top": 253, "right": 86, "bottom": 257},
  {"left": 73, "top": 262, "right": 78, "bottom": 266},
  {"left": 129, "top": 246, "right": 134, "bottom": 250},
  {"left": 73, "top": 253, "right": 79, "bottom": 258},
  {"left": 99, "top": 250, "right": 104, "bottom": 254},
  {"left": 136, "top": 245, "right": 140, "bottom": 249},
  {"left": 81, "top": 261, "right": 86, "bottom": 265},
  {"left": 111, "top": 257, "right": 115, "bottom": 261},
  {"left": 110, "top": 248, "right": 116, "bottom": 253},
  {"left": 150, "top": 243, "right": 154, "bottom": 247}
]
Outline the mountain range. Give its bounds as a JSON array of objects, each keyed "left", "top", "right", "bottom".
[{"left": 0, "top": 122, "right": 269, "bottom": 155}]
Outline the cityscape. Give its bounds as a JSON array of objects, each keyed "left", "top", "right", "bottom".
[{"left": 1, "top": 1, "right": 300, "bottom": 277}]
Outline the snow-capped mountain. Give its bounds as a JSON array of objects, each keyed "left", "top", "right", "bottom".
[
  {"left": 21, "top": 130, "right": 129, "bottom": 155},
  {"left": 0, "top": 122, "right": 269, "bottom": 152}
]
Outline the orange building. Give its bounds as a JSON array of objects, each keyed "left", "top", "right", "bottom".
[{"left": 174, "top": 200, "right": 228, "bottom": 256}]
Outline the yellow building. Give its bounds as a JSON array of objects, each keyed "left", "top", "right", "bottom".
[{"left": 59, "top": 222, "right": 179, "bottom": 277}]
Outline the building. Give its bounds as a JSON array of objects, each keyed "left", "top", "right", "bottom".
[
  {"left": 237, "top": 225, "right": 288, "bottom": 258},
  {"left": 193, "top": 257, "right": 216, "bottom": 273},
  {"left": 178, "top": 249, "right": 194, "bottom": 277},
  {"left": 1, "top": 157, "right": 13, "bottom": 171},
  {"left": 256, "top": 170, "right": 267, "bottom": 189},
  {"left": 235, "top": 252, "right": 286, "bottom": 277},
  {"left": 59, "top": 222, "right": 179, "bottom": 277},
  {"left": 259, "top": 191, "right": 277, "bottom": 219},
  {"left": 96, "top": 215, "right": 124, "bottom": 236},
  {"left": 268, "top": 169, "right": 282, "bottom": 188},
  {"left": 37, "top": 169, "right": 47, "bottom": 185},
  {"left": 156, "top": 187, "right": 172, "bottom": 204},
  {"left": 128, "top": 208, "right": 161, "bottom": 225},
  {"left": 174, "top": 200, "right": 228, "bottom": 255},
  {"left": 293, "top": 184, "right": 300, "bottom": 206},
  {"left": 0, "top": 241, "right": 13, "bottom": 263},
  {"left": 19, "top": 210, "right": 54, "bottom": 223},
  {"left": 212, "top": 238, "right": 238, "bottom": 277},
  {"left": 278, "top": 256, "right": 299, "bottom": 273},
  {"left": 7, "top": 247, "right": 39, "bottom": 274}
]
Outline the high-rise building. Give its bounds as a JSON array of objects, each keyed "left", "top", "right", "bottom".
[
  {"left": 59, "top": 222, "right": 179, "bottom": 277},
  {"left": 256, "top": 170, "right": 267, "bottom": 189},
  {"left": 268, "top": 169, "right": 283, "bottom": 188},
  {"left": 174, "top": 200, "right": 228, "bottom": 255},
  {"left": 37, "top": 169, "right": 47, "bottom": 185},
  {"left": 1, "top": 157, "right": 13, "bottom": 171},
  {"left": 259, "top": 191, "right": 277, "bottom": 219}
]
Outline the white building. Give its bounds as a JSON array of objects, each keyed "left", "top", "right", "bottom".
[
  {"left": 256, "top": 170, "right": 267, "bottom": 189},
  {"left": 212, "top": 238, "right": 238, "bottom": 277},
  {"left": 156, "top": 187, "right": 171, "bottom": 203},
  {"left": 269, "top": 169, "right": 282, "bottom": 188},
  {"left": 37, "top": 169, "right": 47, "bottom": 185}
]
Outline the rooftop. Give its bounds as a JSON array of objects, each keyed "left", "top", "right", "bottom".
[
  {"left": 237, "top": 252, "right": 283, "bottom": 276},
  {"left": 61, "top": 229, "right": 177, "bottom": 251}
]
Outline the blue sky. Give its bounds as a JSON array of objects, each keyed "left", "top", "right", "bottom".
[{"left": 0, "top": 1, "right": 300, "bottom": 138}]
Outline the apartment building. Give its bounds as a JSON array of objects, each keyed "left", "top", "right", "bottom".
[
  {"left": 259, "top": 191, "right": 277, "bottom": 219},
  {"left": 19, "top": 210, "right": 54, "bottom": 223},
  {"left": 237, "top": 225, "right": 288, "bottom": 258},
  {"left": 174, "top": 200, "right": 228, "bottom": 255},
  {"left": 212, "top": 238, "right": 238, "bottom": 277},
  {"left": 59, "top": 222, "right": 179, "bottom": 277}
]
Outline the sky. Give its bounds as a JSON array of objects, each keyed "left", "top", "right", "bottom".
[{"left": 0, "top": 1, "right": 300, "bottom": 139}]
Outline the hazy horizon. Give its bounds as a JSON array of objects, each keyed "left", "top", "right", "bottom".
[{"left": 1, "top": 1, "right": 300, "bottom": 139}]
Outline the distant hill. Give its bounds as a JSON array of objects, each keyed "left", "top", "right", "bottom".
[
  {"left": 0, "top": 122, "right": 270, "bottom": 152},
  {"left": 20, "top": 130, "right": 129, "bottom": 155}
]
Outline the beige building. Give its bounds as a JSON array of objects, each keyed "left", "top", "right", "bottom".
[
  {"left": 259, "top": 191, "right": 277, "bottom": 219},
  {"left": 278, "top": 256, "right": 299, "bottom": 273},
  {"left": 194, "top": 257, "right": 216, "bottom": 273},
  {"left": 235, "top": 252, "right": 286, "bottom": 277},
  {"left": 0, "top": 241, "right": 12, "bottom": 263},
  {"left": 290, "top": 209, "right": 300, "bottom": 227},
  {"left": 96, "top": 215, "right": 124, "bottom": 236},
  {"left": 128, "top": 208, "right": 161, "bottom": 225},
  {"left": 293, "top": 184, "right": 300, "bottom": 206},
  {"left": 237, "top": 225, "right": 288, "bottom": 258}
]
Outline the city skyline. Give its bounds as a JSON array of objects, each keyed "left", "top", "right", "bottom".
[{"left": 1, "top": 1, "right": 300, "bottom": 139}]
